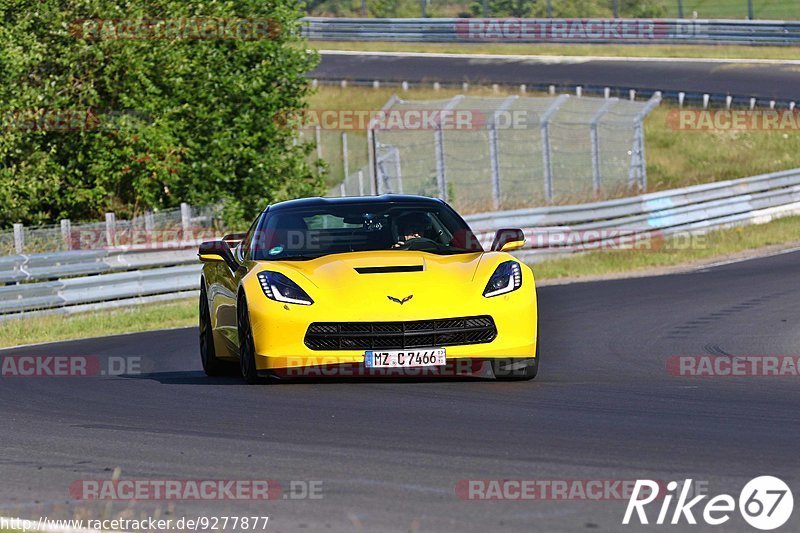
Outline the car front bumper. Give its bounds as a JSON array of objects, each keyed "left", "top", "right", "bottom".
[{"left": 245, "top": 281, "right": 538, "bottom": 372}]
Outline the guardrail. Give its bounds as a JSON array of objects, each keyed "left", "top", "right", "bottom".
[
  {"left": 0, "top": 265, "right": 201, "bottom": 316},
  {"left": 2, "top": 167, "right": 799, "bottom": 318},
  {"left": 0, "top": 245, "right": 204, "bottom": 319},
  {"left": 466, "top": 168, "right": 800, "bottom": 260},
  {"left": 303, "top": 17, "right": 800, "bottom": 45}
]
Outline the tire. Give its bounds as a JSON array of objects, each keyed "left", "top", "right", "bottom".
[
  {"left": 491, "top": 343, "right": 539, "bottom": 381},
  {"left": 199, "top": 285, "right": 225, "bottom": 376},
  {"left": 237, "top": 294, "right": 261, "bottom": 385}
]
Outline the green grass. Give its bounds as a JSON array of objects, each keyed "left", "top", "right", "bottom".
[
  {"left": 645, "top": 105, "right": 800, "bottom": 190},
  {"left": 531, "top": 214, "right": 800, "bottom": 279},
  {"left": 309, "top": 85, "right": 800, "bottom": 195},
  {"left": 671, "top": 0, "right": 799, "bottom": 19},
  {"left": 0, "top": 298, "right": 196, "bottom": 349},
  {"left": 312, "top": 41, "right": 800, "bottom": 61}
]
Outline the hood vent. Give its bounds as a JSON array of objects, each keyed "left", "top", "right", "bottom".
[{"left": 354, "top": 265, "right": 424, "bottom": 274}]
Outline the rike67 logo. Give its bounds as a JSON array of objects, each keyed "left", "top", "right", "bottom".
[{"left": 623, "top": 477, "right": 793, "bottom": 530}]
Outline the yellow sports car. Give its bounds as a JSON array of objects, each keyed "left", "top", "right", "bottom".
[{"left": 198, "top": 195, "right": 538, "bottom": 383}]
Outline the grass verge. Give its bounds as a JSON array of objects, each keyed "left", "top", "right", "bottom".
[
  {"left": 0, "top": 298, "right": 196, "bottom": 349},
  {"left": 531, "top": 214, "right": 800, "bottom": 280},
  {"left": 312, "top": 41, "right": 800, "bottom": 61}
]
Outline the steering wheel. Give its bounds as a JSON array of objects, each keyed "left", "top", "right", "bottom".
[{"left": 395, "top": 237, "right": 440, "bottom": 251}]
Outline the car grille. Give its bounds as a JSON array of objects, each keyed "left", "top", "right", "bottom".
[{"left": 304, "top": 316, "right": 497, "bottom": 351}]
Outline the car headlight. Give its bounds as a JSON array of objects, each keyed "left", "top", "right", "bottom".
[
  {"left": 257, "top": 271, "right": 314, "bottom": 305},
  {"left": 483, "top": 261, "right": 522, "bottom": 297}
]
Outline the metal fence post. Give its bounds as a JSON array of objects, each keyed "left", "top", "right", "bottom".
[
  {"left": 13, "top": 223, "right": 24, "bottom": 254},
  {"left": 61, "top": 219, "right": 72, "bottom": 251},
  {"left": 144, "top": 210, "right": 155, "bottom": 241},
  {"left": 368, "top": 95, "right": 400, "bottom": 196},
  {"left": 105, "top": 212, "right": 116, "bottom": 248},
  {"left": 367, "top": 128, "right": 377, "bottom": 195},
  {"left": 434, "top": 127, "right": 446, "bottom": 200},
  {"left": 541, "top": 124, "right": 553, "bottom": 203},
  {"left": 341, "top": 132, "right": 349, "bottom": 182},
  {"left": 637, "top": 122, "right": 649, "bottom": 191},
  {"left": 315, "top": 125, "right": 322, "bottom": 160},
  {"left": 375, "top": 142, "right": 387, "bottom": 194},
  {"left": 628, "top": 92, "right": 662, "bottom": 191},
  {"left": 488, "top": 96, "right": 518, "bottom": 210},
  {"left": 181, "top": 202, "right": 192, "bottom": 240},
  {"left": 589, "top": 98, "right": 617, "bottom": 194},
  {"left": 539, "top": 94, "right": 569, "bottom": 203},
  {"left": 393, "top": 147, "right": 404, "bottom": 194},
  {"left": 358, "top": 170, "right": 365, "bottom": 196},
  {"left": 628, "top": 123, "right": 644, "bottom": 190},
  {"left": 434, "top": 95, "right": 464, "bottom": 201}
]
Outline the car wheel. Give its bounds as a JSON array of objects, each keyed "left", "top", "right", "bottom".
[
  {"left": 237, "top": 295, "right": 260, "bottom": 384},
  {"left": 199, "top": 285, "right": 224, "bottom": 376},
  {"left": 491, "top": 344, "right": 539, "bottom": 381}
]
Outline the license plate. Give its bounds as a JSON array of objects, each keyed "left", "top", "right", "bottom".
[{"left": 364, "top": 348, "right": 446, "bottom": 368}]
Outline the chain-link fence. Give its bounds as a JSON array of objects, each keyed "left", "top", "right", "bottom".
[
  {"left": 0, "top": 204, "right": 222, "bottom": 256},
  {"left": 328, "top": 93, "right": 660, "bottom": 213},
  {"left": 306, "top": 1, "right": 799, "bottom": 20}
]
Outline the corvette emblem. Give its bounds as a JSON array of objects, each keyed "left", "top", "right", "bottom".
[{"left": 387, "top": 295, "right": 413, "bottom": 305}]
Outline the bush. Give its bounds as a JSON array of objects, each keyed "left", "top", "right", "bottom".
[{"left": 0, "top": 0, "right": 324, "bottom": 227}]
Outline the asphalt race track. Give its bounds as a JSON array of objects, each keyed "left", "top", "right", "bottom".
[
  {"left": 2, "top": 250, "right": 800, "bottom": 532},
  {"left": 312, "top": 51, "right": 800, "bottom": 102}
]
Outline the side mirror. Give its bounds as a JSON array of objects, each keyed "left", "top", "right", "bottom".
[
  {"left": 198, "top": 240, "right": 239, "bottom": 270},
  {"left": 490, "top": 228, "right": 525, "bottom": 252}
]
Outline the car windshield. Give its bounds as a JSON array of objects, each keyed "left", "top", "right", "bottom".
[{"left": 252, "top": 202, "right": 484, "bottom": 260}]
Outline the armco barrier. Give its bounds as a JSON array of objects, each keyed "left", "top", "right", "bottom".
[
  {"left": 0, "top": 243, "right": 205, "bottom": 319},
  {"left": 2, "top": 168, "right": 800, "bottom": 318},
  {"left": 0, "top": 265, "right": 201, "bottom": 315},
  {"left": 303, "top": 18, "right": 800, "bottom": 46},
  {"left": 466, "top": 168, "right": 800, "bottom": 259},
  {"left": 1, "top": 243, "right": 202, "bottom": 285}
]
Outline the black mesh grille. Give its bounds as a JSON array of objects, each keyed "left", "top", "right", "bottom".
[{"left": 304, "top": 315, "right": 497, "bottom": 351}]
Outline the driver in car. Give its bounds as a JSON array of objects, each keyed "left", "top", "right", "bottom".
[{"left": 392, "top": 212, "right": 431, "bottom": 248}]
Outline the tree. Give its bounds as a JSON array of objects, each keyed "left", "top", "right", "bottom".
[{"left": 0, "top": 0, "right": 323, "bottom": 227}]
